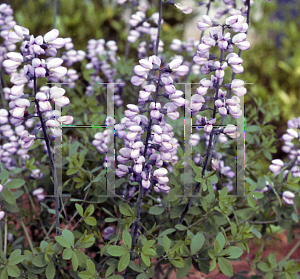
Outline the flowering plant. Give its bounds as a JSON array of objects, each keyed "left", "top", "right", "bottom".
[{"left": 0, "top": 0, "right": 299, "bottom": 279}]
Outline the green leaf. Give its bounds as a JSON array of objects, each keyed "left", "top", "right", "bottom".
[
  {"left": 55, "top": 236, "right": 71, "bottom": 248},
  {"left": 170, "top": 204, "right": 186, "bottom": 219},
  {"left": 118, "top": 252, "right": 130, "bottom": 272},
  {"left": 76, "top": 234, "right": 95, "bottom": 249},
  {"left": 247, "top": 196, "right": 256, "bottom": 208},
  {"left": 105, "top": 218, "right": 117, "bottom": 222},
  {"left": 78, "top": 271, "right": 93, "bottom": 279},
  {"left": 8, "top": 254, "right": 25, "bottom": 265},
  {"left": 257, "top": 262, "right": 272, "bottom": 272},
  {"left": 215, "top": 232, "right": 225, "bottom": 254},
  {"left": 4, "top": 179, "right": 25, "bottom": 189},
  {"left": 175, "top": 224, "right": 187, "bottom": 231},
  {"left": 75, "top": 204, "right": 84, "bottom": 217},
  {"left": 286, "top": 183, "right": 300, "bottom": 191},
  {"left": 84, "top": 217, "right": 97, "bottom": 226},
  {"left": 101, "top": 207, "right": 115, "bottom": 218},
  {"left": 129, "top": 261, "right": 143, "bottom": 272},
  {"left": 265, "top": 271, "right": 274, "bottom": 279},
  {"left": 268, "top": 253, "right": 277, "bottom": 268},
  {"left": 245, "top": 125, "right": 260, "bottom": 133},
  {"left": 285, "top": 259, "right": 295, "bottom": 270},
  {"left": 219, "top": 187, "right": 228, "bottom": 199},
  {"left": 86, "top": 259, "right": 95, "bottom": 274},
  {"left": 66, "top": 168, "right": 78, "bottom": 175},
  {"left": 166, "top": 187, "right": 181, "bottom": 202},
  {"left": 142, "top": 240, "right": 156, "bottom": 251},
  {"left": 119, "top": 203, "right": 134, "bottom": 217},
  {"left": 222, "top": 246, "right": 243, "bottom": 259},
  {"left": 6, "top": 265, "right": 20, "bottom": 278},
  {"left": 137, "top": 273, "right": 148, "bottom": 279},
  {"left": 2, "top": 188, "right": 16, "bottom": 205},
  {"left": 7, "top": 249, "right": 21, "bottom": 259},
  {"left": 176, "top": 257, "right": 192, "bottom": 279},
  {"left": 72, "top": 250, "right": 79, "bottom": 271},
  {"left": 84, "top": 204, "right": 94, "bottom": 217},
  {"left": 32, "top": 254, "right": 48, "bottom": 267},
  {"left": 251, "top": 227, "right": 262, "bottom": 239},
  {"left": 74, "top": 249, "right": 87, "bottom": 267},
  {"left": 28, "top": 272, "right": 38, "bottom": 279},
  {"left": 141, "top": 253, "right": 150, "bottom": 267},
  {"left": 107, "top": 276, "right": 124, "bottom": 279},
  {"left": 105, "top": 265, "right": 115, "bottom": 278},
  {"left": 107, "top": 246, "right": 129, "bottom": 257},
  {"left": 170, "top": 257, "right": 185, "bottom": 268},
  {"left": 218, "top": 257, "right": 233, "bottom": 276},
  {"left": 252, "top": 192, "right": 264, "bottom": 199},
  {"left": 163, "top": 235, "right": 171, "bottom": 254},
  {"left": 0, "top": 170, "right": 9, "bottom": 184},
  {"left": 122, "top": 230, "right": 132, "bottom": 250},
  {"left": 45, "top": 262, "right": 55, "bottom": 279},
  {"left": 142, "top": 248, "right": 156, "bottom": 257},
  {"left": 197, "top": 259, "right": 210, "bottom": 274},
  {"left": 188, "top": 232, "right": 204, "bottom": 255},
  {"left": 63, "top": 248, "right": 72, "bottom": 260},
  {"left": 149, "top": 206, "right": 164, "bottom": 215},
  {"left": 158, "top": 228, "right": 176, "bottom": 237},
  {"left": 0, "top": 267, "right": 8, "bottom": 279},
  {"left": 208, "top": 173, "right": 218, "bottom": 183},
  {"left": 62, "top": 230, "right": 74, "bottom": 247}
]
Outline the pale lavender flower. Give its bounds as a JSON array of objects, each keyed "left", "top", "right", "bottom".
[
  {"left": 32, "top": 188, "right": 45, "bottom": 201},
  {"left": 197, "top": 15, "right": 213, "bottom": 31},
  {"left": 282, "top": 191, "right": 295, "bottom": 205},
  {"left": 0, "top": 211, "right": 5, "bottom": 221}
]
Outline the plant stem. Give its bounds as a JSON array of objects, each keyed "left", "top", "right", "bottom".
[
  {"left": 3, "top": 216, "right": 7, "bottom": 256},
  {"left": 24, "top": 184, "right": 48, "bottom": 235},
  {"left": 177, "top": 42, "right": 225, "bottom": 226},
  {"left": 0, "top": 221, "right": 2, "bottom": 253},
  {"left": 126, "top": 11, "right": 163, "bottom": 275},
  {"left": 33, "top": 73, "right": 60, "bottom": 235},
  {"left": 20, "top": 219, "right": 36, "bottom": 255},
  {"left": 280, "top": 239, "right": 300, "bottom": 263}
]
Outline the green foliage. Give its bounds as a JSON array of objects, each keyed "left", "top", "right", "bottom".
[{"left": 0, "top": 1, "right": 299, "bottom": 279}]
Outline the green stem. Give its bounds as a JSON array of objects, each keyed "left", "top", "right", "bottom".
[
  {"left": 0, "top": 221, "right": 2, "bottom": 252},
  {"left": 24, "top": 184, "right": 48, "bottom": 235},
  {"left": 20, "top": 219, "right": 36, "bottom": 255},
  {"left": 3, "top": 216, "right": 7, "bottom": 256},
  {"left": 280, "top": 239, "right": 300, "bottom": 263}
]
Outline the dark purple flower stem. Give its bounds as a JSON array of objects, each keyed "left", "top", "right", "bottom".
[
  {"left": 177, "top": 28, "right": 225, "bottom": 226},
  {"left": 0, "top": 66, "right": 7, "bottom": 108},
  {"left": 33, "top": 73, "right": 60, "bottom": 236},
  {"left": 213, "top": 0, "right": 251, "bottom": 149},
  {"left": 126, "top": 3, "right": 163, "bottom": 275}
]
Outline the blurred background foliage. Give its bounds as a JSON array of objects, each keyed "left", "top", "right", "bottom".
[
  {"left": 4, "top": 0, "right": 195, "bottom": 54},
  {"left": 2, "top": 0, "right": 299, "bottom": 161}
]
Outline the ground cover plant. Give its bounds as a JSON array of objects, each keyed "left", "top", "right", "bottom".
[{"left": 0, "top": 0, "right": 300, "bottom": 278}]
